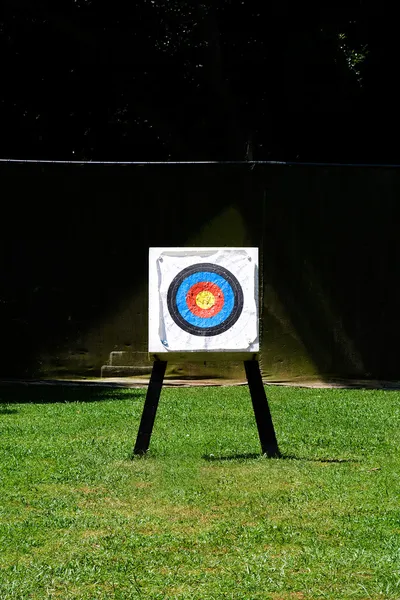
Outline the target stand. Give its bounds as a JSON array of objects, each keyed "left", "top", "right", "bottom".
[
  {"left": 133, "top": 247, "right": 280, "bottom": 458},
  {"left": 133, "top": 354, "right": 280, "bottom": 457}
]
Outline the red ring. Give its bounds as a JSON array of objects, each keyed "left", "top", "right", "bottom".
[{"left": 186, "top": 282, "right": 224, "bottom": 318}]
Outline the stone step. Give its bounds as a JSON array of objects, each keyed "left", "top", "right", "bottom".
[
  {"left": 102, "top": 350, "right": 248, "bottom": 380},
  {"left": 165, "top": 361, "right": 245, "bottom": 379},
  {"left": 101, "top": 365, "right": 152, "bottom": 378},
  {"left": 109, "top": 351, "right": 151, "bottom": 366}
]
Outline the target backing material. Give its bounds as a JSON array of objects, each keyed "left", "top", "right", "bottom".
[{"left": 149, "top": 247, "right": 259, "bottom": 353}]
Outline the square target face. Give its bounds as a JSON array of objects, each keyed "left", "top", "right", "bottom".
[{"left": 149, "top": 247, "right": 259, "bottom": 353}]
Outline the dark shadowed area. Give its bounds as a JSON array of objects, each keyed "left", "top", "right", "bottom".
[{"left": 1, "top": 163, "right": 398, "bottom": 382}]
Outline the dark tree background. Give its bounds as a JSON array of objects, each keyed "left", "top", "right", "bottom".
[{"left": 0, "top": 4, "right": 396, "bottom": 162}]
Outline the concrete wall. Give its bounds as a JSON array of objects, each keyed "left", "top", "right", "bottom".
[{"left": 0, "top": 163, "right": 398, "bottom": 381}]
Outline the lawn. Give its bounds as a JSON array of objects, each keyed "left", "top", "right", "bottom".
[{"left": 0, "top": 383, "right": 399, "bottom": 599}]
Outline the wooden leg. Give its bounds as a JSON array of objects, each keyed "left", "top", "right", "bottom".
[
  {"left": 244, "top": 360, "right": 280, "bottom": 457},
  {"left": 133, "top": 360, "right": 167, "bottom": 455}
]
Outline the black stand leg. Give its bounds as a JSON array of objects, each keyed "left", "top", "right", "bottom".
[
  {"left": 244, "top": 360, "right": 280, "bottom": 457},
  {"left": 133, "top": 360, "right": 167, "bottom": 455}
]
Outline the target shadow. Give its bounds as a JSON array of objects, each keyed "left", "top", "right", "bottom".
[
  {"left": 203, "top": 452, "right": 271, "bottom": 462},
  {"left": 202, "top": 452, "right": 357, "bottom": 463}
]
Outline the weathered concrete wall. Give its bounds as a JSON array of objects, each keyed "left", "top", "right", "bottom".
[{"left": 0, "top": 163, "right": 398, "bottom": 381}]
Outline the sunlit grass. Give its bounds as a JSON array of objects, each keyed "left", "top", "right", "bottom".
[{"left": 0, "top": 383, "right": 399, "bottom": 599}]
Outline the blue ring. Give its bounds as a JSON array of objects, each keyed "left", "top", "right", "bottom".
[{"left": 175, "top": 271, "right": 234, "bottom": 328}]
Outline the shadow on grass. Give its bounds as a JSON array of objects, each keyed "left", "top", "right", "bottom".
[
  {"left": 203, "top": 452, "right": 358, "bottom": 463},
  {"left": 0, "top": 382, "right": 145, "bottom": 405},
  {"left": 282, "top": 454, "right": 359, "bottom": 464},
  {"left": 203, "top": 452, "right": 267, "bottom": 461},
  {"left": 0, "top": 406, "right": 19, "bottom": 414}
]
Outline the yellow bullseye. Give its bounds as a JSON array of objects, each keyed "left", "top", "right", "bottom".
[{"left": 196, "top": 290, "right": 215, "bottom": 310}]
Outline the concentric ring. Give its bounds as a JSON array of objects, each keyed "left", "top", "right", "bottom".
[
  {"left": 167, "top": 263, "right": 244, "bottom": 336},
  {"left": 186, "top": 281, "right": 224, "bottom": 317}
]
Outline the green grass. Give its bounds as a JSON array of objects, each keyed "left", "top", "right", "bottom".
[{"left": 0, "top": 383, "right": 400, "bottom": 599}]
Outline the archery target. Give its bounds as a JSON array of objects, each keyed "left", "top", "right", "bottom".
[{"left": 149, "top": 247, "right": 259, "bottom": 353}]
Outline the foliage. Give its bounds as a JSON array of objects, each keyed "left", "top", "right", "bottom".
[{"left": 0, "top": 3, "right": 378, "bottom": 161}]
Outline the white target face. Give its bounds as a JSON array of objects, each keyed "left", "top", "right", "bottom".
[{"left": 149, "top": 247, "right": 259, "bottom": 354}]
